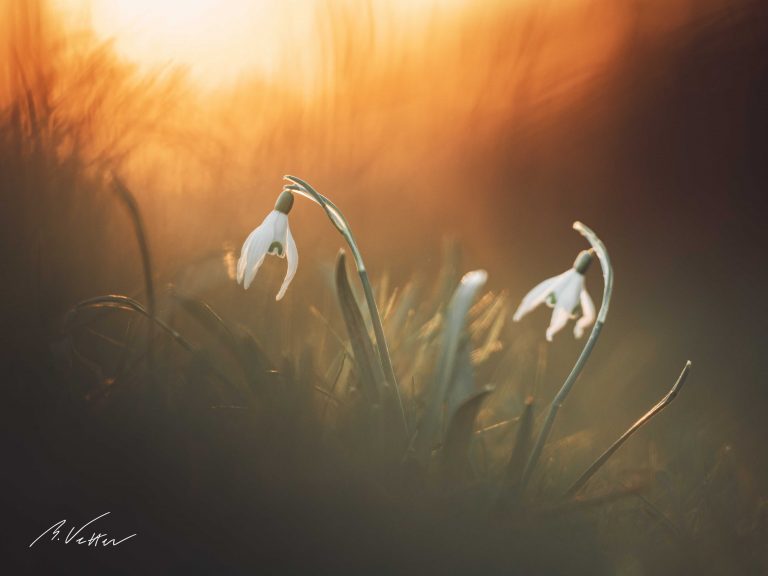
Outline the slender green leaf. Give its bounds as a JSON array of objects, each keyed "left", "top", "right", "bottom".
[
  {"left": 500, "top": 396, "right": 535, "bottom": 506},
  {"left": 334, "top": 250, "right": 385, "bottom": 404},
  {"left": 442, "top": 386, "right": 494, "bottom": 485},
  {"left": 413, "top": 269, "right": 488, "bottom": 462}
]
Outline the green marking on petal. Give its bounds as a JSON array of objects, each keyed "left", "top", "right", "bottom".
[
  {"left": 268, "top": 241, "right": 284, "bottom": 256},
  {"left": 546, "top": 293, "right": 557, "bottom": 307}
]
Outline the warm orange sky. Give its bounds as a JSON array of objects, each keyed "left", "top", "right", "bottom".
[{"left": 53, "top": 0, "right": 474, "bottom": 88}]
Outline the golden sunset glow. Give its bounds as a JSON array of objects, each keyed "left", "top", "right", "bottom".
[
  {"left": 54, "top": 0, "right": 475, "bottom": 88},
  {"left": 59, "top": 0, "right": 285, "bottom": 85}
]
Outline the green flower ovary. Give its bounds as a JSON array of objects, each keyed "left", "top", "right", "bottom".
[{"left": 546, "top": 293, "right": 557, "bottom": 306}]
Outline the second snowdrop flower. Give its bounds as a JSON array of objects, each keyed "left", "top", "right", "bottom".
[{"left": 513, "top": 250, "right": 596, "bottom": 341}]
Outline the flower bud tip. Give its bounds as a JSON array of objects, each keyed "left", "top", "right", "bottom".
[
  {"left": 573, "top": 249, "right": 593, "bottom": 274},
  {"left": 274, "top": 190, "right": 294, "bottom": 214}
]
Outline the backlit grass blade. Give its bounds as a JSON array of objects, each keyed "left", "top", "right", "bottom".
[
  {"left": 335, "top": 249, "right": 385, "bottom": 405},
  {"left": 500, "top": 396, "right": 535, "bottom": 506},
  {"left": 413, "top": 269, "right": 488, "bottom": 463},
  {"left": 564, "top": 361, "right": 692, "bottom": 499},
  {"left": 442, "top": 386, "right": 494, "bottom": 485}
]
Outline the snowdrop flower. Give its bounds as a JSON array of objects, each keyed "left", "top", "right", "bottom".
[
  {"left": 237, "top": 190, "right": 298, "bottom": 300},
  {"left": 513, "top": 250, "right": 596, "bottom": 341}
]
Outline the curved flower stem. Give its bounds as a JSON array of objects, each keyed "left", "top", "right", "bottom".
[
  {"left": 283, "top": 176, "right": 409, "bottom": 435},
  {"left": 519, "top": 221, "right": 614, "bottom": 493}
]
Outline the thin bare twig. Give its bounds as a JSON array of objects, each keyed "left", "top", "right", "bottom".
[{"left": 564, "top": 361, "right": 692, "bottom": 499}]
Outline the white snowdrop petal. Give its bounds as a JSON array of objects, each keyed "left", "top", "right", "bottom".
[
  {"left": 243, "top": 251, "right": 267, "bottom": 290},
  {"left": 237, "top": 225, "right": 263, "bottom": 284},
  {"left": 271, "top": 212, "right": 288, "bottom": 257},
  {"left": 236, "top": 206, "right": 298, "bottom": 297},
  {"left": 242, "top": 227, "right": 273, "bottom": 289},
  {"left": 276, "top": 224, "right": 299, "bottom": 301},
  {"left": 556, "top": 270, "right": 584, "bottom": 319},
  {"left": 513, "top": 272, "right": 567, "bottom": 322},
  {"left": 574, "top": 288, "right": 596, "bottom": 338},
  {"left": 546, "top": 307, "right": 572, "bottom": 342},
  {"left": 238, "top": 211, "right": 281, "bottom": 289}
]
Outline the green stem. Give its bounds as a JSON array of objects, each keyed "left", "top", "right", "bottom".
[
  {"left": 359, "top": 269, "right": 408, "bottom": 433},
  {"left": 283, "top": 176, "right": 409, "bottom": 434},
  {"left": 519, "top": 221, "right": 614, "bottom": 493}
]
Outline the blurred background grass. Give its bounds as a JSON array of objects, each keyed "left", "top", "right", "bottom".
[{"left": 1, "top": 0, "right": 767, "bottom": 573}]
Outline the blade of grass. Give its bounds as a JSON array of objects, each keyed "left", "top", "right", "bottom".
[
  {"left": 65, "top": 295, "right": 191, "bottom": 351},
  {"left": 564, "top": 361, "right": 692, "bottom": 499},
  {"left": 170, "top": 291, "right": 257, "bottom": 401},
  {"left": 111, "top": 174, "right": 156, "bottom": 369},
  {"left": 413, "top": 270, "right": 488, "bottom": 462},
  {"left": 65, "top": 295, "right": 240, "bottom": 395},
  {"left": 501, "top": 396, "right": 535, "bottom": 505},
  {"left": 309, "top": 304, "right": 353, "bottom": 358},
  {"left": 321, "top": 352, "right": 347, "bottom": 425},
  {"left": 335, "top": 250, "right": 385, "bottom": 405},
  {"left": 473, "top": 417, "right": 521, "bottom": 436},
  {"left": 442, "top": 387, "right": 494, "bottom": 485}
]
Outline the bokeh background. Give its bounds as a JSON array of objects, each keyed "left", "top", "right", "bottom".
[{"left": 1, "top": 0, "right": 767, "bottom": 573}]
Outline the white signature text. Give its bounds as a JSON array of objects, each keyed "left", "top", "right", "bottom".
[{"left": 29, "top": 512, "right": 136, "bottom": 548}]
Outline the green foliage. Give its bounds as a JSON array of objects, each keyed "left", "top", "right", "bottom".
[{"left": 334, "top": 250, "right": 385, "bottom": 406}]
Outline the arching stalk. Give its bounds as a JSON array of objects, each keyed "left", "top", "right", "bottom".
[{"left": 282, "top": 175, "right": 408, "bottom": 435}]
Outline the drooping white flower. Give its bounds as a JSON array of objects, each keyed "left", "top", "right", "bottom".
[
  {"left": 513, "top": 250, "right": 596, "bottom": 342},
  {"left": 236, "top": 191, "right": 298, "bottom": 300}
]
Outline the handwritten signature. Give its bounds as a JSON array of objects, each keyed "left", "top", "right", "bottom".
[{"left": 30, "top": 512, "right": 136, "bottom": 548}]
